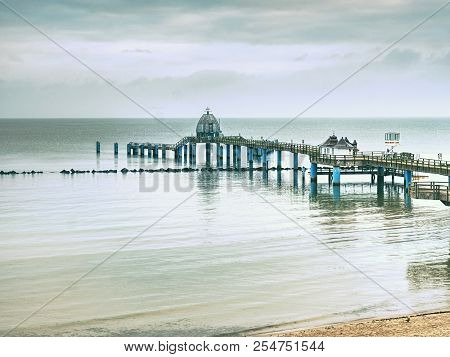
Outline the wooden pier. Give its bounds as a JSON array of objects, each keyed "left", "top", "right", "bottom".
[
  {"left": 95, "top": 109, "right": 450, "bottom": 205},
  {"left": 411, "top": 182, "right": 450, "bottom": 206}
]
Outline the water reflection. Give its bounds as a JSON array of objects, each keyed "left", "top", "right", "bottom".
[{"left": 407, "top": 258, "right": 450, "bottom": 290}]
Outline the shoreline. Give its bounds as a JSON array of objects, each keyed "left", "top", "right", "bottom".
[{"left": 265, "top": 310, "right": 450, "bottom": 337}]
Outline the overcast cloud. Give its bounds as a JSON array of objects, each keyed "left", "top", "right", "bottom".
[{"left": 0, "top": 0, "right": 448, "bottom": 118}]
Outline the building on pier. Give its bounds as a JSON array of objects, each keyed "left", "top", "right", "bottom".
[
  {"left": 319, "top": 134, "right": 358, "bottom": 155},
  {"left": 196, "top": 107, "right": 222, "bottom": 140}
]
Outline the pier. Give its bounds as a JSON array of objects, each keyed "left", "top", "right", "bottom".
[{"left": 96, "top": 109, "right": 450, "bottom": 205}]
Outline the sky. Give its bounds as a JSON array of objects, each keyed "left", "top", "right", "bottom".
[{"left": 0, "top": 0, "right": 449, "bottom": 118}]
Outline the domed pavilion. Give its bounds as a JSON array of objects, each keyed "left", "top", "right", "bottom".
[{"left": 196, "top": 107, "right": 222, "bottom": 140}]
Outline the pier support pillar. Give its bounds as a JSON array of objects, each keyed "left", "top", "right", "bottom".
[
  {"left": 114, "top": 143, "right": 118, "bottom": 156},
  {"left": 404, "top": 170, "right": 412, "bottom": 191},
  {"left": 310, "top": 162, "right": 317, "bottom": 182},
  {"left": 262, "top": 148, "right": 268, "bottom": 171},
  {"left": 310, "top": 181, "right": 318, "bottom": 199},
  {"left": 154, "top": 144, "right": 159, "bottom": 158},
  {"left": 216, "top": 144, "right": 220, "bottom": 164},
  {"left": 148, "top": 144, "right": 152, "bottom": 158},
  {"left": 248, "top": 147, "right": 254, "bottom": 169},
  {"left": 301, "top": 166, "right": 306, "bottom": 181},
  {"left": 377, "top": 166, "right": 385, "bottom": 184},
  {"left": 132, "top": 145, "right": 138, "bottom": 156},
  {"left": 127, "top": 143, "right": 131, "bottom": 156},
  {"left": 333, "top": 185, "right": 341, "bottom": 201},
  {"left": 139, "top": 144, "right": 145, "bottom": 157},
  {"left": 226, "top": 144, "right": 231, "bottom": 166},
  {"left": 277, "top": 150, "right": 282, "bottom": 170},
  {"left": 192, "top": 144, "right": 196, "bottom": 162},
  {"left": 162, "top": 144, "right": 166, "bottom": 159},
  {"left": 293, "top": 153, "right": 298, "bottom": 171},
  {"left": 96, "top": 141, "right": 101, "bottom": 154},
  {"left": 183, "top": 144, "right": 187, "bottom": 162},
  {"left": 188, "top": 143, "right": 193, "bottom": 164},
  {"left": 236, "top": 146, "right": 241, "bottom": 167},
  {"left": 206, "top": 143, "right": 211, "bottom": 166},
  {"left": 332, "top": 166, "right": 341, "bottom": 186}
]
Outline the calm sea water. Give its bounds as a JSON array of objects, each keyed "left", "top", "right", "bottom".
[{"left": 0, "top": 118, "right": 449, "bottom": 336}]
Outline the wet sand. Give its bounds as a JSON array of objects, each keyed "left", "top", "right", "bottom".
[{"left": 270, "top": 311, "right": 450, "bottom": 337}]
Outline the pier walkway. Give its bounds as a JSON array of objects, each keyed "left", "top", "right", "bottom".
[
  {"left": 123, "top": 135, "right": 450, "bottom": 179},
  {"left": 96, "top": 109, "right": 449, "bottom": 205}
]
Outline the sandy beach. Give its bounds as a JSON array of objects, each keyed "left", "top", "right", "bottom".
[{"left": 270, "top": 311, "right": 450, "bottom": 337}]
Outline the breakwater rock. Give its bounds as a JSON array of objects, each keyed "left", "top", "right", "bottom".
[{"left": 0, "top": 170, "right": 43, "bottom": 175}]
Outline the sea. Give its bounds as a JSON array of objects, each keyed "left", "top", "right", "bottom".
[{"left": 0, "top": 117, "right": 449, "bottom": 336}]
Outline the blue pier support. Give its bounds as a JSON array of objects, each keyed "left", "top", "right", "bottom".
[
  {"left": 154, "top": 144, "right": 159, "bottom": 159},
  {"left": 262, "top": 148, "right": 268, "bottom": 171},
  {"left": 178, "top": 146, "right": 183, "bottom": 162},
  {"left": 139, "top": 144, "right": 145, "bottom": 157},
  {"left": 236, "top": 146, "right": 241, "bottom": 167},
  {"left": 132, "top": 145, "right": 138, "bottom": 156},
  {"left": 248, "top": 147, "right": 254, "bottom": 169},
  {"left": 96, "top": 141, "right": 101, "bottom": 154},
  {"left": 293, "top": 168, "right": 298, "bottom": 189},
  {"left": 226, "top": 144, "right": 231, "bottom": 167},
  {"left": 206, "top": 143, "right": 211, "bottom": 166},
  {"left": 183, "top": 144, "right": 187, "bottom": 162},
  {"left": 377, "top": 166, "right": 385, "bottom": 184},
  {"left": 188, "top": 143, "right": 193, "bottom": 164},
  {"left": 148, "top": 144, "right": 152, "bottom": 158},
  {"left": 293, "top": 153, "right": 298, "bottom": 171},
  {"left": 127, "top": 143, "right": 131, "bottom": 156},
  {"left": 333, "top": 185, "right": 341, "bottom": 201},
  {"left": 301, "top": 166, "right": 306, "bottom": 181},
  {"left": 192, "top": 144, "right": 196, "bottom": 163},
  {"left": 218, "top": 145, "right": 223, "bottom": 167},
  {"left": 310, "top": 162, "right": 317, "bottom": 182},
  {"left": 114, "top": 143, "right": 118, "bottom": 156},
  {"left": 332, "top": 166, "right": 341, "bottom": 186},
  {"left": 310, "top": 181, "right": 318, "bottom": 199},
  {"left": 404, "top": 170, "right": 412, "bottom": 191},
  {"left": 277, "top": 150, "right": 282, "bottom": 170},
  {"left": 216, "top": 144, "right": 220, "bottom": 164},
  {"left": 162, "top": 144, "right": 166, "bottom": 159}
]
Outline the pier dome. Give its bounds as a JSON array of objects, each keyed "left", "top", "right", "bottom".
[{"left": 196, "top": 108, "right": 222, "bottom": 139}]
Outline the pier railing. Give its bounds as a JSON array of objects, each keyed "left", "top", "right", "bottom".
[
  {"left": 211, "top": 136, "right": 449, "bottom": 176},
  {"left": 133, "top": 135, "right": 450, "bottom": 177},
  {"left": 411, "top": 182, "right": 450, "bottom": 205}
]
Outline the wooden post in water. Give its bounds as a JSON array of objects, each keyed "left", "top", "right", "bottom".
[
  {"left": 96, "top": 141, "right": 101, "bottom": 154},
  {"left": 114, "top": 143, "right": 118, "bottom": 156}
]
